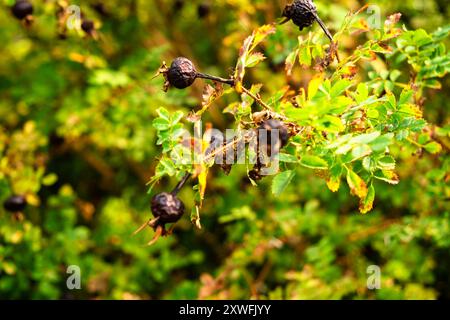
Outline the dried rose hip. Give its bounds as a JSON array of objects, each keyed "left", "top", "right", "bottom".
[
  {"left": 12, "top": 0, "right": 33, "bottom": 20},
  {"left": 282, "top": 0, "right": 333, "bottom": 41},
  {"left": 197, "top": 3, "right": 211, "bottom": 19},
  {"left": 248, "top": 168, "right": 263, "bottom": 181},
  {"left": 81, "top": 19, "right": 95, "bottom": 34},
  {"left": 282, "top": 0, "right": 317, "bottom": 30},
  {"left": 258, "top": 119, "right": 289, "bottom": 155},
  {"left": 3, "top": 195, "right": 27, "bottom": 212},
  {"left": 151, "top": 192, "right": 185, "bottom": 224},
  {"left": 167, "top": 57, "right": 198, "bottom": 89},
  {"left": 174, "top": 0, "right": 185, "bottom": 12}
]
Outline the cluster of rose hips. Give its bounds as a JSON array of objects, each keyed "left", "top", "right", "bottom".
[
  {"left": 137, "top": 0, "right": 335, "bottom": 245},
  {"left": 6, "top": 0, "right": 334, "bottom": 244},
  {"left": 11, "top": 0, "right": 97, "bottom": 37}
]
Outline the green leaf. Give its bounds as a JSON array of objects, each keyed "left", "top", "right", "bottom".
[
  {"left": 279, "top": 153, "right": 298, "bottom": 163},
  {"left": 424, "top": 141, "right": 442, "bottom": 154},
  {"left": 272, "top": 170, "right": 295, "bottom": 196},
  {"left": 369, "top": 133, "right": 394, "bottom": 152},
  {"left": 399, "top": 88, "right": 414, "bottom": 105},
  {"left": 90, "top": 69, "right": 131, "bottom": 87},
  {"left": 316, "top": 115, "right": 345, "bottom": 133},
  {"left": 348, "top": 145, "right": 372, "bottom": 162},
  {"left": 156, "top": 107, "right": 171, "bottom": 121},
  {"left": 42, "top": 173, "right": 58, "bottom": 186},
  {"left": 299, "top": 46, "right": 312, "bottom": 67},
  {"left": 362, "top": 157, "right": 376, "bottom": 172},
  {"left": 377, "top": 156, "right": 396, "bottom": 170},
  {"left": 350, "top": 131, "right": 381, "bottom": 144},
  {"left": 152, "top": 118, "right": 170, "bottom": 131},
  {"left": 171, "top": 111, "right": 184, "bottom": 125},
  {"left": 300, "top": 155, "right": 328, "bottom": 169},
  {"left": 389, "top": 70, "right": 402, "bottom": 82},
  {"left": 330, "top": 79, "right": 352, "bottom": 98},
  {"left": 157, "top": 158, "right": 177, "bottom": 177}
]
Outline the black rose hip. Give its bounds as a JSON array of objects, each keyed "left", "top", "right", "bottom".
[
  {"left": 133, "top": 173, "right": 191, "bottom": 246},
  {"left": 197, "top": 3, "right": 211, "bottom": 19},
  {"left": 81, "top": 19, "right": 95, "bottom": 34},
  {"left": 12, "top": 0, "right": 33, "bottom": 20},
  {"left": 174, "top": 0, "right": 185, "bottom": 12},
  {"left": 151, "top": 192, "right": 185, "bottom": 224},
  {"left": 248, "top": 168, "right": 263, "bottom": 181},
  {"left": 282, "top": 0, "right": 317, "bottom": 31},
  {"left": 167, "top": 57, "right": 198, "bottom": 89},
  {"left": 281, "top": 0, "right": 333, "bottom": 41},
  {"left": 258, "top": 120, "right": 289, "bottom": 155},
  {"left": 3, "top": 195, "right": 27, "bottom": 212},
  {"left": 161, "top": 57, "right": 234, "bottom": 91}
]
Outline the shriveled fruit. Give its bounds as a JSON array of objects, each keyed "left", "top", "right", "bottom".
[
  {"left": 281, "top": 0, "right": 333, "bottom": 41},
  {"left": 12, "top": 0, "right": 33, "bottom": 20},
  {"left": 3, "top": 195, "right": 27, "bottom": 212},
  {"left": 151, "top": 192, "right": 185, "bottom": 224},
  {"left": 258, "top": 119, "right": 289, "bottom": 156},
  {"left": 174, "top": 0, "right": 185, "bottom": 12},
  {"left": 81, "top": 19, "right": 95, "bottom": 34},
  {"left": 197, "top": 3, "right": 211, "bottom": 19},
  {"left": 248, "top": 168, "right": 263, "bottom": 181},
  {"left": 282, "top": 0, "right": 317, "bottom": 30},
  {"left": 167, "top": 57, "right": 198, "bottom": 89},
  {"left": 134, "top": 177, "right": 189, "bottom": 246}
]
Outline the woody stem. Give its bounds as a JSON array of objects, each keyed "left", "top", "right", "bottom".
[
  {"left": 171, "top": 172, "right": 192, "bottom": 195},
  {"left": 196, "top": 72, "right": 235, "bottom": 86},
  {"left": 314, "top": 14, "right": 333, "bottom": 42}
]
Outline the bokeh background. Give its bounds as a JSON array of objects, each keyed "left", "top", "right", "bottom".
[{"left": 0, "top": 0, "right": 449, "bottom": 299}]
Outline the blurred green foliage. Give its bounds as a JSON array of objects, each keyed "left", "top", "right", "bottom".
[{"left": 0, "top": 0, "right": 449, "bottom": 300}]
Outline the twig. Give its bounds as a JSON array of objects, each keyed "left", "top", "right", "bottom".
[
  {"left": 313, "top": 14, "right": 333, "bottom": 42},
  {"left": 240, "top": 86, "right": 272, "bottom": 110},
  {"left": 196, "top": 73, "right": 235, "bottom": 86},
  {"left": 171, "top": 172, "right": 192, "bottom": 195}
]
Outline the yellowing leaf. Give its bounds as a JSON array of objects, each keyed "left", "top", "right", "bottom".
[
  {"left": 308, "top": 75, "right": 324, "bottom": 100},
  {"left": 346, "top": 170, "right": 368, "bottom": 199},
  {"left": 235, "top": 24, "right": 275, "bottom": 83},
  {"left": 359, "top": 183, "right": 375, "bottom": 214},
  {"left": 327, "top": 175, "right": 341, "bottom": 192},
  {"left": 250, "top": 24, "right": 276, "bottom": 52},
  {"left": 198, "top": 167, "right": 208, "bottom": 206},
  {"left": 245, "top": 52, "right": 266, "bottom": 68},
  {"left": 25, "top": 194, "right": 40, "bottom": 206},
  {"left": 374, "top": 170, "right": 400, "bottom": 185},
  {"left": 327, "top": 165, "right": 342, "bottom": 192}
]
